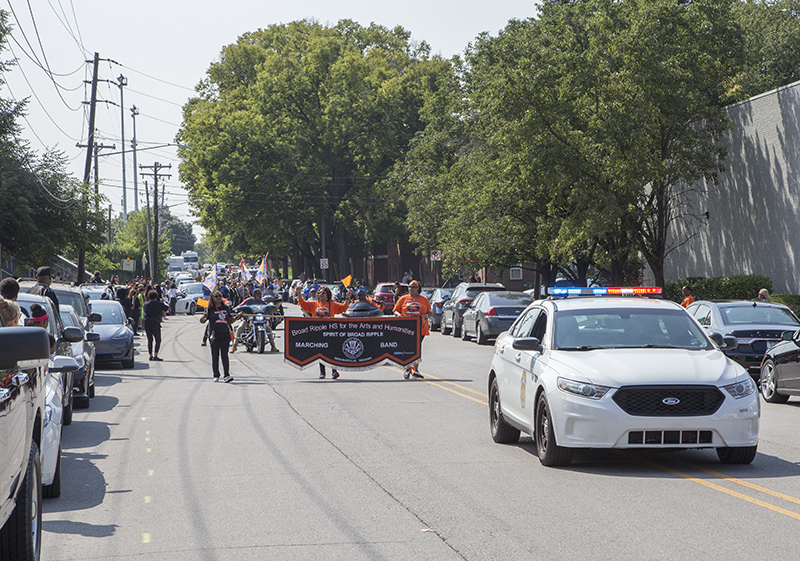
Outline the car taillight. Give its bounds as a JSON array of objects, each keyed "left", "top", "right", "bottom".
[
  {"left": 459, "top": 298, "right": 473, "bottom": 306},
  {"left": 434, "top": 301, "right": 443, "bottom": 307},
  {"left": 485, "top": 307, "right": 497, "bottom": 317}
]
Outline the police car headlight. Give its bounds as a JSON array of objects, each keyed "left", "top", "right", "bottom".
[
  {"left": 723, "top": 376, "right": 756, "bottom": 399},
  {"left": 557, "top": 377, "right": 611, "bottom": 399},
  {"left": 44, "top": 404, "right": 53, "bottom": 428}
]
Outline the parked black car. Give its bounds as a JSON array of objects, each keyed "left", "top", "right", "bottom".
[
  {"left": 687, "top": 300, "right": 800, "bottom": 379},
  {"left": 429, "top": 288, "right": 453, "bottom": 331},
  {"left": 441, "top": 283, "right": 506, "bottom": 337},
  {"left": 760, "top": 329, "right": 800, "bottom": 403},
  {"left": 0, "top": 327, "right": 50, "bottom": 561},
  {"left": 460, "top": 291, "right": 533, "bottom": 345}
]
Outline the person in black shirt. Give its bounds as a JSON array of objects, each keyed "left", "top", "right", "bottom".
[
  {"left": 143, "top": 290, "right": 169, "bottom": 361},
  {"left": 199, "top": 290, "right": 234, "bottom": 382},
  {"left": 28, "top": 266, "right": 59, "bottom": 310}
]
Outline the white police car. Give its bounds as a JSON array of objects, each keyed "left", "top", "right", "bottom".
[{"left": 488, "top": 287, "right": 760, "bottom": 466}]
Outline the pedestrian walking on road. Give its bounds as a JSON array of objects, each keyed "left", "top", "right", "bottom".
[
  {"left": 394, "top": 280, "right": 431, "bottom": 379},
  {"left": 296, "top": 285, "right": 349, "bottom": 379},
  {"left": 144, "top": 290, "right": 169, "bottom": 361},
  {"left": 200, "top": 291, "right": 235, "bottom": 382}
]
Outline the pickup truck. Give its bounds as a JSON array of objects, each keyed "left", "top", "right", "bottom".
[{"left": 0, "top": 327, "right": 51, "bottom": 560}]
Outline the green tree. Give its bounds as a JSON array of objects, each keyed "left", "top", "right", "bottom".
[
  {"left": 733, "top": 0, "right": 800, "bottom": 99},
  {"left": 177, "top": 20, "right": 450, "bottom": 279}
]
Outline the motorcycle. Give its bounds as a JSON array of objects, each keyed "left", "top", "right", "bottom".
[{"left": 235, "top": 303, "right": 279, "bottom": 354}]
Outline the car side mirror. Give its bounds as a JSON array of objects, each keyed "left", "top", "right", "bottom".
[
  {"left": 783, "top": 330, "right": 796, "bottom": 341},
  {"left": 512, "top": 337, "right": 543, "bottom": 352},
  {"left": 51, "top": 355, "right": 79, "bottom": 373},
  {"left": 86, "top": 331, "right": 100, "bottom": 342},
  {"left": 89, "top": 312, "right": 102, "bottom": 323},
  {"left": 62, "top": 326, "right": 84, "bottom": 343},
  {"left": 709, "top": 332, "right": 737, "bottom": 350}
]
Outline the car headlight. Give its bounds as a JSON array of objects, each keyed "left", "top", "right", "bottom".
[
  {"left": 557, "top": 377, "right": 611, "bottom": 399},
  {"left": 44, "top": 404, "right": 52, "bottom": 428},
  {"left": 112, "top": 329, "right": 129, "bottom": 340},
  {"left": 723, "top": 376, "right": 756, "bottom": 399}
]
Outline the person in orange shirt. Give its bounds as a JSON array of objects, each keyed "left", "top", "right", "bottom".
[
  {"left": 296, "top": 285, "right": 350, "bottom": 379},
  {"left": 680, "top": 285, "right": 695, "bottom": 308},
  {"left": 393, "top": 280, "right": 432, "bottom": 379}
]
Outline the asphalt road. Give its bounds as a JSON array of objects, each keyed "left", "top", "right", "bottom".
[{"left": 42, "top": 305, "right": 800, "bottom": 560}]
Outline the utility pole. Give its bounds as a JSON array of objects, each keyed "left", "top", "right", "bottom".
[
  {"left": 117, "top": 75, "right": 128, "bottom": 220},
  {"left": 144, "top": 181, "right": 153, "bottom": 279},
  {"left": 131, "top": 106, "right": 139, "bottom": 212},
  {"left": 78, "top": 141, "right": 116, "bottom": 208},
  {"left": 140, "top": 162, "right": 171, "bottom": 284},
  {"left": 77, "top": 52, "right": 100, "bottom": 284}
]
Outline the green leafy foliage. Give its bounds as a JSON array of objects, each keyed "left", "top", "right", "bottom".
[
  {"left": 663, "top": 275, "right": 773, "bottom": 302},
  {"left": 178, "top": 20, "right": 450, "bottom": 278}
]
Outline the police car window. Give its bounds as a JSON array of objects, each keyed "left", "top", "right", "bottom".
[
  {"left": 511, "top": 308, "right": 539, "bottom": 338},
  {"left": 531, "top": 311, "right": 548, "bottom": 342}
]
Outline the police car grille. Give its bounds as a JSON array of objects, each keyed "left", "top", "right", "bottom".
[{"left": 612, "top": 385, "right": 725, "bottom": 417}]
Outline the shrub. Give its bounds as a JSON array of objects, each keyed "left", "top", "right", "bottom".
[
  {"left": 769, "top": 294, "right": 800, "bottom": 316},
  {"left": 664, "top": 275, "right": 773, "bottom": 303}
]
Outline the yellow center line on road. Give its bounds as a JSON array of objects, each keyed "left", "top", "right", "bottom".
[
  {"left": 381, "top": 365, "right": 488, "bottom": 405},
  {"left": 665, "top": 456, "right": 800, "bottom": 507},
  {"left": 624, "top": 453, "right": 800, "bottom": 521}
]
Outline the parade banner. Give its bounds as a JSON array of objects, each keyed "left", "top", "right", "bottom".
[{"left": 284, "top": 317, "right": 420, "bottom": 371}]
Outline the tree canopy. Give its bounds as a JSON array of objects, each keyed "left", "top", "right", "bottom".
[{"left": 178, "top": 19, "right": 451, "bottom": 279}]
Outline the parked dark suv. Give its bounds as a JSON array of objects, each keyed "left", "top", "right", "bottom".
[
  {"left": 0, "top": 327, "right": 50, "bottom": 560},
  {"left": 687, "top": 300, "right": 800, "bottom": 379},
  {"left": 441, "top": 283, "right": 506, "bottom": 337}
]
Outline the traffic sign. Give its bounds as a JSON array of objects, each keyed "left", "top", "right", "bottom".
[
  {"left": 430, "top": 250, "right": 441, "bottom": 262},
  {"left": 320, "top": 258, "right": 329, "bottom": 270}
]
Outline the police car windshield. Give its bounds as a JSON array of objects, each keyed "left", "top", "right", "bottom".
[{"left": 555, "top": 308, "right": 713, "bottom": 351}]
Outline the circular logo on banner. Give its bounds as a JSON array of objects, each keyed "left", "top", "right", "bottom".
[{"left": 342, "top": 337, "right": 364, "bottom": 359}]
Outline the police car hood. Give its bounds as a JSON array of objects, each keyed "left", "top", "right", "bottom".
[{"left": 549, "top": 348, "right": 743, "bottom": 387}]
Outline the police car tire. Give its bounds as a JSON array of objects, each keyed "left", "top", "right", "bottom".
[
  {"left": 716, "top": 445, "right": 757, "bottom": 464},
  {"left": 535, "top": 394, "right": 573, "bottom": 467},
  {"left": 489, "top": 378, "right": 520, "bottom": 444}
]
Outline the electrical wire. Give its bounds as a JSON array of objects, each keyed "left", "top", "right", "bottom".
[
  {"left": 47, "top": 0, "right": 87, "bottom": 57},
  {"left": 4, "top": 43, "right": 82, "bottom": 141},
  {"left": 108, "top": 60, "right": 196, "bottom": 92},
  {"left": 127, "top": 87, "right": 185, "bottom": 107}
]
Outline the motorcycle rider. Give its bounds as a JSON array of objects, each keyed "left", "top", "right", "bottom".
[{"left": 231, "top": 288, "right": 279, "bottom": 353}]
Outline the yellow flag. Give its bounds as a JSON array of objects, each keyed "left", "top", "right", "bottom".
[{"left": 341, "top": 275, "right": 352, "bottom": 287}]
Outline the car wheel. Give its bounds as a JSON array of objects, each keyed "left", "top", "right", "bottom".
[
  {"left": 476, "top": 323, "right": 488, "bottom": 346},
  {"left": 63, "top": 389, "right": 74, "bottom": 426},
  {"left": 535, "top": 393, "right": 573, "bottom": 467},
  {"left": 442, "top": 314, "right": 452, "bottom": 335},
  {"left": 489, "top": 377, "right": 520, "bottom": 444},
  {"left": 461, "top": 322, "right": 470, "bottom": 341},
  {"left": 452, "top": 317, "right": 461, "bottom": 338},
  {"left": 43, "top": 447, "right": 61, "bottom": 499},
  {"left": 717, "top": 445, "right": 757, "bottom": 464},
  {"left": 189, "top": 303, "right": 196, "bottom": 315},
  {"left": 0, "top": 441, "right": 42, "bottom": 560},
  {"left": 760, "top": 360, "right": 789, "bottom": 403}
]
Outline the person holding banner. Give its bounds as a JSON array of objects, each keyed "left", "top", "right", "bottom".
[
  {"left": 295, "top": 285, "right": 350, "bottom": 379},
  {"left": 200, "top": 291, "right": 235, "bottom": 382},
  {"left": 394, "top": 280, "right": 431, "bottom": 379}
]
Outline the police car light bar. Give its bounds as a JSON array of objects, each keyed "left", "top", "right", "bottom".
[{"left": 548, "top": 287, "right": 662, "bottom": 296}]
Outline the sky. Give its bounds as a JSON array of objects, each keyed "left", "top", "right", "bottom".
[{"left": 1, "top": 1, "right": 539, "bottom": 238}]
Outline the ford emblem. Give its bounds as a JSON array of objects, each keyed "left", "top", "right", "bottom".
[{"left": 662, "top": 397, "right": 680, "bottom": 406}]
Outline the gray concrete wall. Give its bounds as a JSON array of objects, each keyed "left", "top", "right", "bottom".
[{"left": 663, "top": 80, "right": 800, "bottom": 294}]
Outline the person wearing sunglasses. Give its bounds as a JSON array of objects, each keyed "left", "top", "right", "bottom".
[{"left": 200, "top": 292, "right": 235, "bottom": 382}]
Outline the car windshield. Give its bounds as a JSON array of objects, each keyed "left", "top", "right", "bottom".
[
  {"left": 719, "top": 305, "right": 800, "bottom": 327},
  {"left": 61, "top": 311, "right": 78, "bottom": 328},
  {"left": 554, "top": 308, "right": 713, "bottom": 350},
  {"left": 93, "top": 304, "right": 124, "bottom": 325},
  {"left": 465, "top": 287, "right": 506, "bottom": 298},
  {"left": 185, "top": 283, "right": 204, "bottom": 295},
  {"left": 54, "top": 290, "right": 89, "bottom": 316}
]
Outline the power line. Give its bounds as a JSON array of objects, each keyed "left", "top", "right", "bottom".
[
  {"left": 108, "top": 60, "right": 195, "bottom": 92},
  {"left": 47, "top": 0, "right": 87, "bottom": 57}
]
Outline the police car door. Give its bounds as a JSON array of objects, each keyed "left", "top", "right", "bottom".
[{"left": 499, "top": 307, "right": 541, "bottom": 428}]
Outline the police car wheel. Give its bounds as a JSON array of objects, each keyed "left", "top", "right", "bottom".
[
  {"left": 535, "top": 394, "right": 573, "bottom": 467},
  {"left": 489, "top": 378, "right": 520, "bottom": 444}
]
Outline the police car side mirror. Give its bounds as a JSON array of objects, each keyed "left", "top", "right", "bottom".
[{"left": 512, "top": 337, "right": 543, "bottom": 352}]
